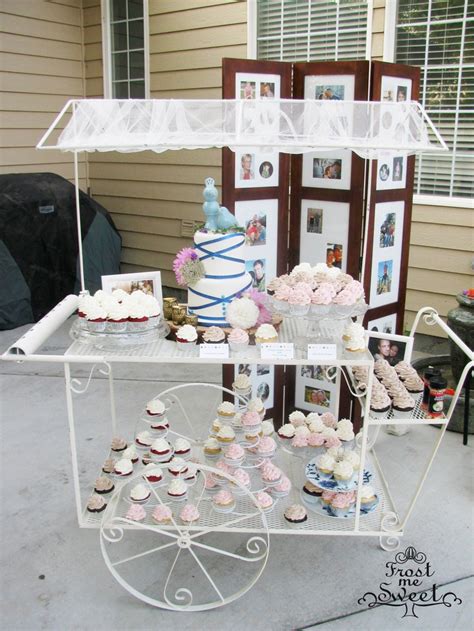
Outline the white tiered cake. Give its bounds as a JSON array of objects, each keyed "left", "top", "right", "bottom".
[{"left": 187, "top": 230, "right": 252, "bottom": 326}]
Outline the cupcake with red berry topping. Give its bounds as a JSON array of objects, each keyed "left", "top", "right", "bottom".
[
  {"left": 150, "top": 438, "right": 173, "bottom": 461},
  {"left": 114, "top": 458, "right": 134, "bottom": 477},
  {"left": 135, "top": 431, "right": 153, "bottom": 448},
  {"left": 174, "top": 438, "right": 191, "bottom": 459}
]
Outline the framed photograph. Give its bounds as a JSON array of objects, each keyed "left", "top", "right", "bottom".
[
  {"left": 381, "top": 76, "right": 412, "bottom": 103},
  {"left": 367, "top": 330, "right": 413, "bottom": 366},
  {"left": 376, "top": 152, "right": 407, "bottom": 190},
  {"left": 235, "top": 150, "right": 279, "bottom": 188},
  {"left": 236, "top": 72, "right": 281, "bottom": 102},
  {"left": 101, "top": 271, "right": 163, "bottom": 308},
  {"left": 369, "top": 201, "right": 405, "bottom": 308},
  {"left": 305, "top": 74, "right": 355, "bottom": 101},
  {"left": 299, "top": 199, "right": 350, "bottom": 271},
  {"left": 234, "top": 198, "right": 278, "bottom": 293},
  {"left": 295, "top": 365, "right": 340, "bottom": 416},
  {"left": 368, "top": 313, "right": 397, "bottom": 336},
  {"left": 235, "top": 364, "right": 274, "bottom": 409}
]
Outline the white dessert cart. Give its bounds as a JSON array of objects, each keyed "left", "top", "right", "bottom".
[{"left": 4, "top": 99, "right": 471, "bottom": 611}]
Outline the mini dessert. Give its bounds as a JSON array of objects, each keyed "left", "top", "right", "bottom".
[
  {"left": 277, "top": 423, "right": 296, "bottom": 440},
  {"left": 232, "top": 373, "right": 252, "bottom": 395},
  {"left": 289, "top": 410, "right": 306, "bottom": 427},
  {"left": 284, "top": 504, "right": 307, "bottom": 526},
  {"left": 202, "top": 326, "right": 226, "bottom": 344},
  {"left": 307, "top": 417, "right": 325, "bottom": 434},
  {"left": 102, "top": 458, "right": 116, "bottom": 474},
  {"left": 130, "top": 483, "right": 151, "bottom": 504},
  {"left": 229, "top": 468, "right": 251, "bottom": 494},
  {"left": 211, "top": 418, "right": 223, "bottom": 434},
  {"left": 241, "top": 411, "right": 261, "bottom": 435},
  {"left": 307, "top": 432, "right": 325, "bottom": 448},
  {"left": 86, "top": 304, "right": 107, "bottom": 332},
  {"left": 217, "top": 401, "right": 236, "bottom": 421},
  {"left": 330, "top": 492, "right": 354, "bottom": 517},
  {"left": 316, "top": 453, "right": 336, "bottom": 479},
  {"left": 150, "top": 417, "right": 169, "bottom": 432},
  {"left": 150, "top": 438, "right": 173, "bottom": 460},
  {"left": 359, "top": 485, "right": 378, "bottom": 511},
  {"left": 255, "top": 323, "right": 278, "bottom": 345},
  {"left": 179, "top": 503, "right": 200, "bottom": 525},
  {"left": 302, "top": 481, "right": 323, "bottom": 503},
  {"left": 260, "top": 462, "right": 282, "bottom": 486},
  {"left": 392, "top": 391, "right": 415, "bottom": 418},
  {"left": 143, "top": 463, "right": 163, "bottom": 483},
  {"left": 336, "top": 419, "right": 355, "bottom": 442},
  {"left": 213, "top": 489, "right": 236, "bottom": 512},
  {"left": 152, "top": 504, "right": 173, "bottom": 525},
  {"left": 343, "top": 322, "right": 366, "bottom": 353},
  {"left": 122, "top": 445, "right": 139, "bottom": 463},
  {"left": 327, "top": 446, "right": 345, "bottom": 460},
  {"left": 370, "top": 388, "right": 392, "bottom": 419},
  {"left": 110, "top": 437, "right": 127, "bottom": 452},
  {"left": 86, "top": 494, "right": 107, "bottom": 513},
  {"left": 228, "top": 328, "right": 249, "bottom": 353},
  {"left": 146, "top": 399, "right": 166, "bottom": 417},
  {"left": 128, "top": 304, "right": 149, "bottom": 331},
  {"left": 273, "top": 284, "right": 292, "bottom": 312},
  {"left": 167, "top": 479, "right": 188, "bottom": 501},
  {"left": 321, "top": 490, "right": 336, "bottom": 506},
  {"left": 232, "top": 412, "right": 243, "bottom": 429},
  {"left": 135, "top": 431, "right": 153, "bottom": 448},
  {"left": 114, "top": 458, "right": 134, "bottom": 477},
  {"left": 204, "top": 475, "right": 220, "bottom": 494},
  {"left": 321, "top": 412, "right": 337, "bottom": 428},
  {"left": 141, "top": 452, "right": 153, "bottom": 466},
  {"left": 216, "top": 425, "right": 235, "bottom": 443},
  {"left": 174, "top": 438, "right": 191, "bottom": 457},
  {"left": 288, "top": 286, "right": 311, "bottom": 315},
  {"left": 248, "top": 397, "right": 265, "bottom": 419},
  {"left": 126, "top": 504, "right": 146, "bottom": 522},
  {"left": 270, "top": 475, "right": 291, "bottom": 498},
  {"left": 94, "top": 477, "right": 115, "bottom": 495},
  {"left": 223, "top": 443, "right": 245, "bottom": 465},
  {"left": 176, "top": 324, "right": 198, "bottom": 349},
  {"left": 214, "top": 459, "right": 234, "bottom": 481},
  {"left": 291, "top": 434, "right": 308, "bottom": 448},
  {"left": 254, "top": 491, "right": 274, "bottom": 512},
  {"left": 184, "top": 463, "right": 198, "bottom": 483},
  {"left": 343, "top": 450, "right": 360, "bottom": 471},
  {"left": 333, "top": 460, "right": 354, "bottom": 486},
  {"left": 261, "top": 420, "right": 274, "bottom": 436},
  {"left": 106, "top": 303, "right": 128, "bottom": 332},
  {"left": 294, "top": 425, "right": 311, "bottom": 438},
  {"left": 203, "top": 437, "right": 222, "bottom": 458},
  {"left": 256, "top": 436, "right": 277, "bottom": 458},
  {"left": 168, "top": 457, "right": 189, "bottom": 477},
  {"left": 403, "top": 373, "right": 424, "bottom": 396}
]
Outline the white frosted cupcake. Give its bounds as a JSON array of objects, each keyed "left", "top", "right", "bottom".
[
  {"left": 333, "top": 460, "right": 354, "bottom": 488},
  {"left": 232, "top": 373, "right": 251, "bottom": 397},
  {"left": 106, "top": 303, "right": 129, "bottom": 333},
  {"left": 255, "top": 323, "right": 278, "bottom": 346},
  {"left": 217, "top": 401, "right": 236, "bottom": 422},
  {"left": 176, "top": 324, "right": 198, "bottom": 350},
  {"left": 315, "top": 453, "right": 336, "bottom": 479}
]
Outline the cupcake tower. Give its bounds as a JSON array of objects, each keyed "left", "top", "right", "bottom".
[
  {"left": 201, "top": 396, "right": 292, "bottom": 515},
  {"left": 277, "top": 410, "right": 355, "bottom": 455}
]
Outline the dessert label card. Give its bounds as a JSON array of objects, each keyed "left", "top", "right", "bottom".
[
  {"left": 199, "top": 344, "right": 230, "bottom": 359},
  {"left": 307, "top": 344, "right": 337, "bottom": 361},
  {"left": 261, "top": 343, "right": 294, "bottom": 360}
]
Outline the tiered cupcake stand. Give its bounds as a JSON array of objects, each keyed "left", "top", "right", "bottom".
[{"left": 3, "top": 303, "right": 472, "bottom": 610}]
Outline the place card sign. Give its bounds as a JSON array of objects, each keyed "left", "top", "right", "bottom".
[
  {"left": 261, "top": 342, "right": 294, "bottom": 360},
  {"left": 307, "top": 344, "right": 337, "bottom": 361},
  {"left": 199, "top": 343, "right": 229, "bottom": 359}
]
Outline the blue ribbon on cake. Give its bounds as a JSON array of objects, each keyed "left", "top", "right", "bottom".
[{"left": 194, "top": 232, "right": 246, "bottom": 279}]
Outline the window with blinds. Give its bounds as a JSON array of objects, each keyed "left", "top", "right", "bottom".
[
  {"left": 257, "top": 0, "right": 369, "bottom": 62},
  {"left": 396, "top": 0, "right": 473, "bottom": 199}
]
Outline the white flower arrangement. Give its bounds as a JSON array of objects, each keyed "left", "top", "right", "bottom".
[{"left": 227, "top": 296, "right": 260, "bottom": 329}]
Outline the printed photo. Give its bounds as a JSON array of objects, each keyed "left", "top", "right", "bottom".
[
  {"left": 379, "top": 213, "right": 396, "bottom": 248},
  {"left": 377, "top": 260, "right": 393, "bottom": 295},
  {"left": 102, "top": 271, "right": 163, "bottom": 306},
  {"left": 259, "top": 161, "right": 274, "bottom": 179},
  {"left": 306, "top": 208, "right": 323, "bottom": 234},
  {"left": 327, "top": 243, "right": 343, "bottom": 269},
  {"left": 396, "top": 85, "right": 408, "bottom": 102},
  {"left": 393, "top": 157, "right": 403, "bottom": 181},
  {"left": 240, "top": 153, "right": 255, "bottom": 181},
  {"left": 301, "top": 365, "right": 325, "bottom": 380},
  {"left": 368, "top": 334, "right": 410, "bottom": 367},
  {"left": 304, "top": 386, "right": 331, "bottom": 408},
  {"left": 245, "top": 213, "right": 267, "bottom": 246},
  {"left": 315, "top": 84, "right": 345, "bottom": 100},
  {"left": 313, "top": 158, "right": 342, "bottom": 180},
  {"left": 240, "top": 81, "right": 256, "bottom": 100},
  {"left": 379, "top": 163, "right": 390, "bottom": 181},
  {"left": 260, "top": 82, "right": 275, "bottom": 98},
  {"left": 382, "top": 89, "right": 394, "bottom": 102},
  {"left": 238, "top": 364, "right": 252, "bottom": 378},
  {"left": 257, "top": 365, "right": 270, "bottom": 376},
  {"left": 245, "top": 258, "right": 266, "bottom": 292},
  {"left": 257, "top": 381, "right": 270, "bottom": 402}
]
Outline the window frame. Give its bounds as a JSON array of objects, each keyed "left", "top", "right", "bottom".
[
  {"left": 386, "top": 0, "right": 473, "bottom": 208},
  {"left": 101, "top": 0, "right": 150, "bottom": 99}
]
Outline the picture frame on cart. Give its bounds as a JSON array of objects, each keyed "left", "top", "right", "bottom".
[
  {"left": 376, "top": 151, "right": 408, "bottom": 191},
  {"left": 367, "top": 330, "right": 413, "bottom": 366},
  {"left": 367, "top": 312, "right": 398, "bottom": 336},
  {"left": 234, "top": 363, "right": 275, "bottom": 409},
  {"left": 101, "top": 271, "right": 163, "bottom": 308},
  {"left": 295, "top": 364, "right": 340, "bottom": 416}
]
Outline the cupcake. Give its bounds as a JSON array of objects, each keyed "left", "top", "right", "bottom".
[
  {"left": 228, "top": 328, "right": 249, "bottom": 353},
  {"left": 204, "top": 475, "right": 220, "bottom": 494},
  {"left": 256, "top": 436, "right": 277, "bottom": 458},
  {"left": 202, "top": 326, "right": 226, "bottom": 345},
  {"left": 174, "top": 438, "right": 191, "bottom": 458},
  {"left": 307, "top": 432, "right": 325, "bottom": 448},
  {"left": 86, "top": 304, "right": 107, "bottom": 332},
  {"left": 94, "top": 477, "right": 115, "bottom": 495},
  {"left": 86, "top": 494, "right": 107, "bottom": 513},
  {"left": 302, "top": 481, "right": 323, "bottom": 503},
  {"left": 232, "top": 373, "right": 251, "bottom": 396},
  {"left": 321, "top": 490, "right": 336, "bottom": 507},
  {"left": 203, "top": 436, "right": 222, "bottom": 458},
  {"left": 217, "top": 401, "right": 236, "bottom": 422},
  {"left": 255, "top": 323, "right": 278, "bottom": 346},
  {"left": 223, "top": 443, "right": 245, "bottom": 466},
  {"left": 289, "top": 410, "right": 306, "bottom": 427},
  {"left": 270, "top": 475, "right": 291, "bottom": 498},
  {"left": 106, "top": 303, "right": 128, "bottom": 333},
  {"left": 343, "top": 450, "right": 360, "bottom": 471},
  {"left": 359, "top": 485, "right": 378, "bottom": 511},
  {"left": 321, "top": 413, "right": 337, "bottom": 428},
  {"left": 254, "top": 491, "right": 274, "bottom": 513},
  {"left": 102, "top": 458, "right": 116, "bottom": 474},
  {"left": 294, "top": 425, "right": 311, "bottom": 439},
  {"left": 143, "top": 463, "right": 163, "bottom": 484},
  {"left": 343, "top": 323, "right": 366, "bottom": 354},
  {"left": 403, "top": 374, "right": 424, "bottom": 400},
  {"left": 184, "top": 463, "right": 198, "bottom": 484},
  {"left": 150, "top": 418, "right": 169, "bottom": 433},
  {"left": 291, "top": 434, "right": 308, "bottom": 449},
  {"left": 168, "top": 457, "right": 189, "bottom": 477},
  {"left": 277, "top": 423, "right": 296, "bottom": 440},
  {"left": 114, "top": 458, "right": 133, "bottom": 477},
  {"left": 213, "top": 489, "right": 236, "bottom": 512},
  {"left": 241, "top": 410, "right": 261, "bottom": 435},
  {"left": 260, "top": 462, "right": 282, "bottom": 487},
  {"left": 150, "top": 438, "right": 173, "bottom": 461},
  {"left": 167, "top": 479, "right": 188, "bottom": 501},
  {"left": 288, "top": 286, "right": 311, "bottom": 316},
  {"left": 232, "top": 412, "right": 243, "bottom": 430},
  {"left": 306, "top": 413, "right": 324, "bottom": 430},
  {"left": 315, "top": 453, "right": 336, "bottom": 479},
  {"left": 146, "top": 398, "right": 165, "bottom": 416},
  {"left": 392, "top": 392, "right": 415, "bottom": 419},
  {"left": 130, "top": 483, "right": 151, "bottom": 504},
  {"left": 229, "top": 468, "right": 251, "bottom": 495},
  {"left": 284, "top": 504, "right": 308, "bottom": 527},
  {"left": 261, "top": 420, "right": 274, "bottom": 436},
  {"left": 248, "top": 397, "right": 265, "bottom": 420},
  {"left": 122, "top": 445, "right": 139, "bottom": 464},
  {"left": 330, "top": 492, "right": 354, "bottom": 517},
  {"left": 216, "top": 426, "right": 235, "bottom": 444},
  {"left": 213, "top": 459, "right": 234, "bottom": 481},
  {"left": 179, "top": 503, "right": 200, "bottom": 525},
  {"left": 336, "top": 419, "right": 355, "bottom": 443},
  {"left": 111, "top": 437, "right": 127, "bottom": 452},
  {"left": 135, "top": 431, "right": 153, "bottom": 448},
  {"left": 333, "top": 460, "right": 354, "bottom": 487},
  {"left": 176, "top": 324, "right": 198, "bottom": 350},
  {"left": 152, "top": 504, "right": 173, "bottom": 525},
  {"left": 273, "top": 284, "right": 291, "bottom": 313},
  {"left": 126, "top": 504, "right": 146, "bottom": 522},
  {"left": 211, "top": 418, "right": 223, "bottom": 435},
  {"left": 128, "top": 304, "right": 149, "bottom": 331},
  {"left": 369, "top": 390, "right": 392, "bottom": 419}
]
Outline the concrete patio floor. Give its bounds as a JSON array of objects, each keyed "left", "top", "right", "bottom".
[{"left": 0, "top": 320, "right": 472, "bottom": 631}]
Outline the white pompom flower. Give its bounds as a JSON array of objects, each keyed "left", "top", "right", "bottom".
[{"left": 227, "top": 296, "right": 259, "bottom": 329}]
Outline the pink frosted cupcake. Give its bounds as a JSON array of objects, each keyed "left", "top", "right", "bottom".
[
  {"left": 255, "top": 491, "right": 274, "bottom": 513},
  {"left": 213, "top": 489, "right": 236, "bottom": 513},
  {"left": 241, "top": 410, "right": 261, "bottom": 436},
  {"left": 256, "top": 436, "right": 277, "bottom": 459},
  {"left": 152, "top": 504, "right": 173, "bottom": 525},
  {"left": 311, "top": 283, "right": 334, "bottom": 316},
  {"left": 229, "top": 468, "right": 251, "bottom": 495},
  {"left": 260, "top": 462, "right": 282, "bottom": 487},
  {"left": 288, "top": 286, "right": 311, "bottom": 316},
  {"left": 284, "top": 503, "right": 307, "bottom": 527},
  {"left": 273, "top": 284, "right": 291, "bottom": 313},
  {"left": 179, "top": 503, "right": 200, "bottom": 525},
  {"left": 223, "top": 443, "right": 245, "bottom": 466},
  {"left": 321, "top": 412, "right": 337, "bottom": 428},
  {"left": 228, "top": 328, "right": 250, "bottom": 353},
  {"left": 126, "top": 504, "right": 146, "bottom": 522},
  {"left": 330, "top": 492, "right": 354, "bottom": 518},
  {"left": 204, "top": 474, "right": 220, "bottom": 494},
  {"left": 307, "top": 432, "right": 325, "bottom": 448},
  {"left": 291, "top": 433, "right": 308, "bottom": 449},
  {"left": 270, "top": 475, "right": 291, "bottom": 498}
]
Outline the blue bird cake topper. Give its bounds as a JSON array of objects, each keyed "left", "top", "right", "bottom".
[{"left": 203, "top": 177, "right": 239, "bottom": 231}]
